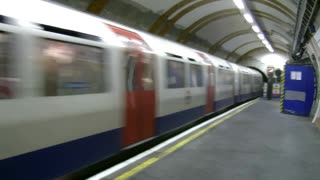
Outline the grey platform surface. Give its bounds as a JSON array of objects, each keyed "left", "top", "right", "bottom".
[{"left": 129, "top": 100, "right": 320, "bottom": 180}]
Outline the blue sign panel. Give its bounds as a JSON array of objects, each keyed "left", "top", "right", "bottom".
[{"left": 283, "top": 65, "right": 315, "bottom": 116}]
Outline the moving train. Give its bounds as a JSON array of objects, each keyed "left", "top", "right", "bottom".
[{"left": 0, "top": 1, "right": 263, "bottom": 179}]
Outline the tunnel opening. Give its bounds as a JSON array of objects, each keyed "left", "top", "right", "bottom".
[{"left": 247, "top": 66, "right": 268, "bottom": 82}]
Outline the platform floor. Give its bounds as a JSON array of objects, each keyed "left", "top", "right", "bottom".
[{"left": 104, "top": 99, "right": 320, "bottom": 180}]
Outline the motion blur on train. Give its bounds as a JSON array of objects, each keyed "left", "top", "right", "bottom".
[{"left": 0, "top": 1, "right": 263, "bottom": 179}]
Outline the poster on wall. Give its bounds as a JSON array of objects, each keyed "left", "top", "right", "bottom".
[{"left": 272, "top": 83, "right": 281, "bottom": 98}]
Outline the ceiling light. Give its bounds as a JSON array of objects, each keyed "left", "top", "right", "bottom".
[
  {"left": 266, "top": 45, "right": 274, "bottom": 52},
  {"left": 232, "top": 0, "right": 273, "bottom": 53},
  {"left": 257, "top": 33, "right": 265, "bottom": 40},
  {"left": 233, "top": 0, "right": 245, "bottom": 10},
  {"left": 252, "top": 25, "right": 260, "bottom": 32},
  {"left": 243, "top": 13, "right": 253, "bottom": 23}
]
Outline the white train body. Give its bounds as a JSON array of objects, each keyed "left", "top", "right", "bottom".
[{"left": 0, "top": 1, "right": 263, "bottom": 179}]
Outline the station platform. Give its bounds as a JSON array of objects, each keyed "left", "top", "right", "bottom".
[{"left": 90, "top": 99, "right": 320, "bottom": 180}]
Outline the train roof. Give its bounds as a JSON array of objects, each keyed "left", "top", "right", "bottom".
[
  {"left": 207, "top": 55, "right": 233, "bottom": 70},
  {"left": 0, "top": 0, "right": 112, "bottom": 39},
  {"left": 0, "top": 0, "right": 262, "bottom": 76}
]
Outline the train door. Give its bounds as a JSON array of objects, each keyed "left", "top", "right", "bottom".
[
  {"left": 231, "top": 64, "right": 240, "bottom": 103},
  {"left": 250, "top": 74, "right": 254, "bottom": 98},
  {"left": 197, "top": 53, "right": 214, "bottom": 113},
  {"left": 107, "top": 25, "right": 155, "bottom": 146},
  {"left": 239, "top": 71, "right": 244, "bottom": 101},
  {"left": 206, "top": 65, "right": 214, "bottom": 113}
]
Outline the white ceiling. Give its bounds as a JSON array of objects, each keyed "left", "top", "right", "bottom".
[
  {"left": 133, "top": 0, "right": 297, "bottom": 60},
  {"left": 55, "top": 0, "right": 298, "bottom": 62}
]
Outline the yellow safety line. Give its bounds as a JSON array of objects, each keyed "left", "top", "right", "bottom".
[{"left": 114, "top": 100, "right": 258, "bottom": 180}]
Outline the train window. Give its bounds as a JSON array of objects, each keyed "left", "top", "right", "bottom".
[
  {"left": 41, "top": 39, "right": 105, "bottom": 96},
  {"left": 0, "top": 33, "right": 15, "bottom": 99},
  {"left": 190, "top": 64, "right": 203, "bottom": 87},
  {"left": 142, "top": 55, "right": 154, "bottom": 91},
  {"left": 242, "top": 74, "right": 249, "bottom": 84},
  {"left": 125, "top": 49, "right": 154, "bottom": 91},
  {"left": 125, "top": 53, "right": 137, "bottom": 92},
  {"left": 217, "top": 69, "right": 233, "bottom": 85},
  {"left": 167, "top": 60, "right": 185, "bottom": 88}
]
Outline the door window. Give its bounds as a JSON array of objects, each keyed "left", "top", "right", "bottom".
[
  {"left": 190, "top": 64, "right": 203, "bottom": 87},
  {"left": 142, "top": 54, "right": 154, "bottom": 90}
]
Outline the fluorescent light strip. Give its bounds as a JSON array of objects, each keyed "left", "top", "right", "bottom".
[
  {"left": 243, "top": 13, "right": 253, "bottom": 23},
  {"left": 266, "top": 44, "right": 274, "bottom": 52},
  {"left": 252, "top": 25, "right": 260, "bottom": 33},
  {"left": 232, "top": 0, "right": 273, "bottom": 53},
  {"left": 233, "top": 0, "right": 245, "bottom": 9},
  {"left": 257, "top": 33, "right": 265, "bottom": 40}
]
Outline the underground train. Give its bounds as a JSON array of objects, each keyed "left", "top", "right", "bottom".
[{"left": 0, "top": 1, "right": 263, "bottom": 179}]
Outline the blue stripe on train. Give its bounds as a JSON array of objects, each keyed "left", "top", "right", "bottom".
[
  {"left": 215, "top": 97, "right": 234, "bottom": 111},
  {"left": 235, "top": 95, "right": 241, "bottom": 103},
  {"left": 0, "top": 128, "right": 121, "bottom": 180},
  {"left": 155, "top": 105, "right": 205, "bottom": 135},
  {"left": 241, "top": 93, "right": 253, "bottom": 101},
  {"left": 156, "top": 97, "right": 235, "bottom": 135},
  {"left": 1, "top": 97, "right": 240, "bottom": 179}
]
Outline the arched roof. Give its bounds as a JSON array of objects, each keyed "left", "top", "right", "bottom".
[{"left": 56, "top": 0, "right": 298, "bottom": 62}]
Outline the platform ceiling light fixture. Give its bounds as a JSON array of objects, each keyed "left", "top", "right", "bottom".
[
  {"left": 243, "top": 13, "right": 253, "bottom": 23},
  {"left": 266, "top": 44, "right": 274, "bottom": 52},
  {"left": 257, "top": 33, "right": 265, "bottom": 40},
  {"left": 252, "top": 25, "right": 260, "bottom": 33},
  {"left": 262, "top": 40, "right": 268, "bottom": 44},
  {"left": 232, "top": 0, "right": 274, "bottom": 52},
  {"left": 233, "top": 0, "right": 245, "bottom": 9}
]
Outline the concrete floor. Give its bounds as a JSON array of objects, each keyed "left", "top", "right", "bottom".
[{"left": 127, "top": 99, "right": 320, "bottom": 180}]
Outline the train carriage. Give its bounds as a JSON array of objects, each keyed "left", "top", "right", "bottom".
[
  {"left": 0, "top": 1, "right": 263, "bottom": 179},
  {"left": 210, "top": 56, "right": 235, "bottom": 111},
  {"left": 228, "top": 62, "right": 241, "bottom": 103}
]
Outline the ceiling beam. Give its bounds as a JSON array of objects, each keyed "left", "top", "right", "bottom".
[
  {"left": 268, "top": 33, "right": 291, "bottom": 46},
  {"left": 208, "top": 29, "right": 253, "bottom": 53},
  {"left": 225, "top": 40, "right": 262, "bottom": 60},
  {"left": 157, "top": 0, "right": 218, "bottom": 36},
  {"left": 177, "top": 9, "right": 293, "bottom": 44},
  {"left": 249, "top": 0, "right": 296, "bottom": 22},
  {"left": 148, "top": 0, "right": 296, "bottom": 40},
  {"left": 206, "top": 26, "right": 292, "bottom": 55},
  {"left": 252, "top": 10, "right": 294, "bottom": 26},
  {"left": 236, "top": 47, "right": 288, "bottom": 63},
  {"left": 226, "top": 40, "right": 289, "bottom": 62},
  {"left": 148, "top": 0, "right": 194, "bottom": 33},
  {"left": 272, "top": 44, "right": 290, "bottom": 52},
  {"left": 177, "top": 9, "right": 239, "bottom": 43}
]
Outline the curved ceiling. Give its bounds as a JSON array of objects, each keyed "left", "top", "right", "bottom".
[{"left": 53, "top": 0, "right": 298, "bottom": 63}]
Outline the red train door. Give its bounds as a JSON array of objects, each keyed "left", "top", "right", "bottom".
[
  {"left": 197, "top": 52, "right": 214, "bottom": 114},
  {"left": 107, "top": 25, "right": 156, "bottom": 146}
]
